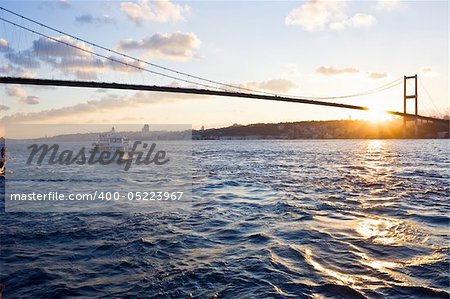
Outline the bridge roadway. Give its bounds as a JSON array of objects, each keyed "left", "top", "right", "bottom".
[{"left": 0, "top": 76, "right": 447, "bottom": 124}]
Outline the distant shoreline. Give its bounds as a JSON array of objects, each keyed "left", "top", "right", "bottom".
[
  {"left": 2, "top": 119, "right": 449, "bottom": 141},
  {"left": 193, "top": 119, "right": 449, "bottom": 140}
]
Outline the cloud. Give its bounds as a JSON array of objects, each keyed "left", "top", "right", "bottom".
[
  {"left": 0, "top": 63, "right": 38, "bottom": 79},
  {"left": 375, "top": 0, "right": 401, "bottom": 12},
  {"left": 316, "top": 66, "right": 360, "bottom": 76},
  {"left": 4, "top": 31, "right": 198, "bottom": 79},
  {"left": 32, "top": 35, "right": 93, "bottom": 58},
  {"left": 1, "top": 94, "right": 129, "bottom": 123},
  {"left": 317, "top": 67, "right": 388, "bottom": 79},
  {"left": 285, "top": 0, "right": 347, "bottom": 30},
  {"left": 0, "top": 64, "right": 14, "bottom": 74},
  {"left": 30, "top": 36, "right": 99, "bottom": 79},
  {"left": 45, "top": 55, "right": 144, "bottom": 80},
  {"left": 328, "top": 21, "right": 347, "bottom": 31},
  {"left": 4, "top": 35, "right": 146, "bottom": 80},
  {"left": 0, "top": 38, "right": 8, "bottom": 52},
  {"left": 0, "top": 105, "right": 10, "bottom": 111},
  {"left": 37, "top": 0, "right": 71, "bottom": 10},
  {"left": 1, "top": 64, "right": 20, "bottom": 74},
  {"left": 117, "top": 32, "right": 201, "bottom": 61},
  {"left": 351, "top": 13, "right": 376, "bottom": 27},
  {"left": 330, "top": 13, "right": 376, "bottom": 31},
  {"left": 367, "top": 72, "right": 387, "bottom": 79},
  {"left": 0, "top": 63, "right": 24, "bottom": 76},
  {"left": 75, "top": 14, "right": 95, "bottom": 23},
  {"left": 0, "top": 91, "right": 202, "bottom": 123},
  {"left": 20, "top": 96, "right": 40, "bottom": 105},
  {"left": 285, "top": 0, "right": 376, "bottom": 31},
  {"left": 6, "top": 86, "right": 27, "bottom": 98},
  {"left": 243, "top": 79, "right": 297, "bottom": 93},
  {"left": 120, "top": 0, "right": 190, "bottom": 25},
  {"left": 5, "top": 85, "right": 41, "bottom": 105},
  {"left": 75, "top": 14, "right": 115, "bottom": 24},
  {"left": 15, "top": 70, "right": 37, "bottom": 79},
  {"left": 57, "top": 0, "right": 71, "bottom": 9},
  {"left": 5, "top": 50, "right": 41, "bottom": 68}
]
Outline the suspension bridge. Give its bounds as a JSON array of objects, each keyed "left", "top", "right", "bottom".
[{"left": 0, "top": 7, "right": 448, "bottom": 137}]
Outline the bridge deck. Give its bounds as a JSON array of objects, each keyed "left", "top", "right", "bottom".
[{"left": 0, "top": 76, "right": 447, "bottom": 124}]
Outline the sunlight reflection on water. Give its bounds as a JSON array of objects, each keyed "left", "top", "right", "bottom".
[{"left": 356, "top": 218, "right": 428, "bottom": 246}]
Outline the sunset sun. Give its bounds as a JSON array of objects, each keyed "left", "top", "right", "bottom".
[{"left": 365, "top": 108, "right": 392, "bottom": 123}]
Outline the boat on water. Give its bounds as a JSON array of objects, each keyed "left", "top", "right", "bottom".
[{"left": 92, "top": 127, "right": 131, "bottom": 159}]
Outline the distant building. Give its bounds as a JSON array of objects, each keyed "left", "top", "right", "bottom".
[
  {"left": 141, "top": 124, "right": 150, "bottom": 138},
  {"left": 142, "top": 124, "right": 149, "bottom": 133}
]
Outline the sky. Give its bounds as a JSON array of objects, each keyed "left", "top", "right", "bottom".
[{"left": 0, "top": 0, "right": 448, "bottom": 132}]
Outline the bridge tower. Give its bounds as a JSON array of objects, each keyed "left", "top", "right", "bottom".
[{"left": 403, "top": 74, "right": 418, "bottom": 138}]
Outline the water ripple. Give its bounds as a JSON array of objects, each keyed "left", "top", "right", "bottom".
[{"left": 1, "top": 140, "right": 449, "bottom": 298}]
